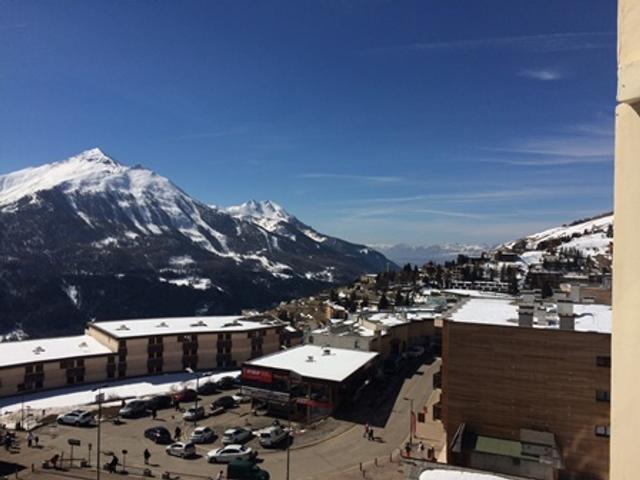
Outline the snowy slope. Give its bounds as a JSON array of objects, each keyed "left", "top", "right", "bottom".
[{"left": 503, "top": 213, "right": 613, "bottom": 258}]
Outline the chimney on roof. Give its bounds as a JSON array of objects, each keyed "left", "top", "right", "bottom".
[
  {"left": 518, "top": 304, "right": 534, "bottom": 328},
  {"left": 521, "top": 290, "right": 536, "bottom": 305},
  {"left": 558, "top": 299, "right": 575, "bottom": 330},
  {"left": 569, "top": 284, "right": 581, "bottom": 303}
]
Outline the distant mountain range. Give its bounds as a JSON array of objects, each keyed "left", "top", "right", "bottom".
[
  {"left": 0, "top": 148, "right": 391, "bottom": 337},
  {"left": 369, "top": 243, "right": 490, "bottom": 265}
]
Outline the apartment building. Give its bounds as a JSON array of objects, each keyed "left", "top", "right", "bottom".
[
  {"left": 442, "top": 296, "right": 611, "bottom": 480},
  {"left": 0, "top": 315, "right": 288, "bottom": 399},
  {"left": 0, "top": 335, "right": 114, "bottom": 398},
  {"left": 85, "top": 315, "right": 286, "bottom": 379}
]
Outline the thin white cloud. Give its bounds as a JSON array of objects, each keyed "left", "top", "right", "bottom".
[
  {"left": 518, "top": 69, "right": 564, "bottom": 81},
  {"left": 371, "top": 32, "right": 614, "bottom": 54},
  {"left": 299, "top": 173, "right": 404, "bottom": 184}
]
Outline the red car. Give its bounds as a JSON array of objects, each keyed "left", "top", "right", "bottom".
[{"left": 174, "top": 388, "right": 197, "bottom": 402}]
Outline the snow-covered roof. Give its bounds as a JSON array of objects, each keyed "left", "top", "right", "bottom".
[
  {"left": 419, "top": 469, "right": 512, "bottom": 480},
  {"left": 366, "top": 312, "right": 407, "bottom": 327},
  {"left": 90, "top": 315, "right": 282, "bottom": 339},
  {"left": 0, "top": 335, "right": 113, "bottom": 368},
  {"left": 245, "top": 345, "right": 378, "bottom": 382},
  {"left": 449, "top": 298, "right": 611, "bottom": 334}
]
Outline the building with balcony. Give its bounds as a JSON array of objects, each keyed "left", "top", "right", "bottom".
[{"left": 0, "top": 335, "right": 114, "bottom": 398}]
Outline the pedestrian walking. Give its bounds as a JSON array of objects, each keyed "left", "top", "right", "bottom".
[
  {"left": 174, "top": 426, "right": 181, "bottom": 441},
  {"left": 405, "top": 442, "right": 412, "bottom": 458},
  {"left": 35, "top": 435, "right": 40, "bottom": 448},
  {"left": 50, "top": 453, "right": 60, "bottom": 469},
  {"left": 215, "top": 470, "right": 224, "bottom": 480},
  {"left": 418, "top": 441, "right": 425, "bottom": 457},
  {"left": 368, "top": 427, "right": 374, "bottom": 441},
  {"left": 174, "top": 399, "right": 180, "bottom": 411},
  {"left": 144, "top": 448, "right": 151, "bottom": 465},
  {"left": 363, "top": 422, "right": 369, "bottom": 438},
  {"left": 27, "top": 431, "right": 33, "bottom": 448},
  {"left": 3, "top": 434, "right": 11, "bottom": 451},
  {"left": 152, "top": 408, "right": 157, "bottom": 420}
]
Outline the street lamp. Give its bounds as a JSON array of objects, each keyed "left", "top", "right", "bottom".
[
  {"left": 92, "top": 384, "right": 108, "bottom": 480},
  {"left": 403, "top": 396, "right": 415, "bottom": 445},
  {"left": 185, "top": 367, "right": 200, "bottom": 427}
]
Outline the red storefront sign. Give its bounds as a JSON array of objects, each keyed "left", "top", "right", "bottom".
[{"left": 242, "top": 367, "right": 273, "bottom": 384}]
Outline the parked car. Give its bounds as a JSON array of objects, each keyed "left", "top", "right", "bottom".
[
  {"left": 258, "top": 425, "right": 289, "bottom": 447},
  {"left": 174, "top": 388, "right": 198, "bottom": 403},
  {"left": 119, "top": 400, "right": 148, "bottom": 418},
  {"left": 207, "top": 444, "right": 257, "bottom": 464},
  {"left": 145, "top": 394, "right": 172, "bottom": 410},
  {"left": 190, "top": 426, "right": 216, "bottom": 444},
  {"left": 227, "top": 459, "right": 270, "bottom": 480},
  {"left": 57, "top": 410, "right": 93, "bottom": 426},
  {"left": 222, "top": 427, "right": 252, "bottom": 445},
  {"left": 183, "top": 406, "right": 206, "bottom": 421},
  {"left": 406, "top": 345, "right": 425, "bottom": 359},
  {"left": 217, "top": 376, "right": 236, "bottom": 390},
  {"left": 232, "top": 393, "right": 251, "bottom": 404},
  {"left": 211, "top": 395, "right": 237, "bottom": 415},
  {"left": 197, "top": 382, "right": 218, "bottom": 395},
  {"left": 166, "top": 442, "right": 197, "bottom": 458},
  {"left": 144, "top": 426, "right": 172, "bottom": 444}
]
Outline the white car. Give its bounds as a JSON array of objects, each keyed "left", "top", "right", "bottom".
[
  {"left": 166, "top": 442, "right": 196, "bottom": 458},
  {"left": 222, "top": 427, "right": 252, "bottom": 445},
  {"left": 232, "top": 393, "right": 251, "bottom": 404},
  {"left": 206, "top": 444, "right": 257, "bottom": 463},
  {"left": 57, "top": 410, "right": 93, "bottom": 426},
  {"left": 183, "top": 406, "right": 206, "bottom": 421},
  {"left": 190, "top": 426, "right": 215, "bottom": 444},
  {"left": 258, "top": 425, "right": 289, "bottom": 447}
]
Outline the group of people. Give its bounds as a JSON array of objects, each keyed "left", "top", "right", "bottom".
[{"left": 363, "top": 422, "right": 376, "bottom": 441}]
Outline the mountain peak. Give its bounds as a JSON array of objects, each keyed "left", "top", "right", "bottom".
[
  {"left": 68, "top": 148, "right": 120, "bottom": 166},
  {"left": 225, "top": 199, "right": 294, "bottom": 232}
]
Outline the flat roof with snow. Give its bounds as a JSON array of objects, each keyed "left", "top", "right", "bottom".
[
  {"left": 0, "top": 335, "right": 113, "bottom": 369},
  {"left": 448, "top": 298, "right": 611, "bottom": 334},
  {"left": 419, "top": 469, "right": 514, "bottom": 480},
  {"left": 89, "top": 315, "right": 283, "bottom": 339},
  {"left": 245, "top": 345, "right": 378, "bottom": 383}
]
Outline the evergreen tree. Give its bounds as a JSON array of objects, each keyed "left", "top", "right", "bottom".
[
  {"left": 394, "top": 290, "right": 404, "bottom": 306},
  {"left": 378, "top": 292, "right": 390, "bottom": 310}
]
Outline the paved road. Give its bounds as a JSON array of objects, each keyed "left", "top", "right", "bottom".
[{"left": 0, "top": 358, "right": 440, "bottom": 480}]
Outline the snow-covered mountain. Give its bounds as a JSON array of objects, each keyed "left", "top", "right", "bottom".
[
  {"left": 503, "top": 212, "right": 613, "bottom": 259},
  {"left": 370, "top": 242, "right": 490, "bottom": 265},
  {"left": 0, "top": 148, "right": 391, "bottom": 337}
]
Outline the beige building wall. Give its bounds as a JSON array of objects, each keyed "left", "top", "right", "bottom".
[
  {"left": 612, "top": 1, "right": 640, "bottom": 478},
  {"left": 0, "top": 366, "right": 26, "bottom": 397}
]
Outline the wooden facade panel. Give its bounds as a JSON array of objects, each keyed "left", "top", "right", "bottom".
[{"left": 442, "top": 320, "right": 610, "bottom": 479}]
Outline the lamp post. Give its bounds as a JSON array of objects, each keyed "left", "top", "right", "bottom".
[
  {"left": 185, "top": 367, "right": 200, "bottom": 427},
  {"left": 92, "top": 384, "right": 108, "bottom": 480},
  {"left": 404, "top": 396, "right": 415, "bottom": 445}
]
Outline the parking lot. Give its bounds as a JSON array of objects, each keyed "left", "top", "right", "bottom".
[{"left": 1, "top": 356, "right": 442, "bottom": 480}]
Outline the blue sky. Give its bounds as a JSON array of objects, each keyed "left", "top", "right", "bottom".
[{"left": 0, "top": 1, "right": 616, "bottom": 245}]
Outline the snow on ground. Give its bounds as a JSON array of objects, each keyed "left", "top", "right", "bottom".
[
  {"left": 0, "top": 370, "right": 240, "bottom": 422},
  {"left": 420, "top": 469, "right": 512, "bottom": 480},
  {"left": 560, "top": 232, "right": 611, "bottom": 256},
  {"left": 520, "top": 251, "right": 544, "bottom": 266},
  {"left": 159, "top": 276, "right": 212, "bottom": 290},
  {"left": 443, "top": 289, "right": 514, "bottom": 300}
]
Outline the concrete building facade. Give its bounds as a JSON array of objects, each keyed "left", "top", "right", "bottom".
[{"left": 612, "top": 1, "right": 640, "bottom": 478}]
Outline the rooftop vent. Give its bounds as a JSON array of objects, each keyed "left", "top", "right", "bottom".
[
  {"left": 78, "top": 341, "right": 88, "bottom": 348},
  {"left": 323, "top": 347, "right": 331, "bottom": 356},
  {"left": 223, "top": 321, "right": 242, "bottom": 328},
  {"left": 32, "top": 346, "right": 45, "bottom": 355},
  {"left": 190, "top": 320, "right": 207, "bottom": 327},
  {"left": 116, "top": 324, "right": 130, "bottom": 331},
  {"left": 306, "top": 355, "right": 315, "bottom": 362},
  {"left": 155, "top": 321, "right": 169, "bottom": 328}
]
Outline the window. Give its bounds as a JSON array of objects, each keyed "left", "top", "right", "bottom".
[
  {"left": 596, "top": 356, "right": 611, "bottom": 367},
  {"left": 596, "top": 390, "right": 611, "bottom": 402},
  {"left": 107, "top": 355, "right": 115, "bottom": 364},
  {"left": 76, "top": 359, "right": 84, "bottom": 367},
  {"left": 595, "top": 425, "right": 610, "bottom": 437},
  {"left": 118, "top": 340, "right": 127, "bottom": 350}
]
